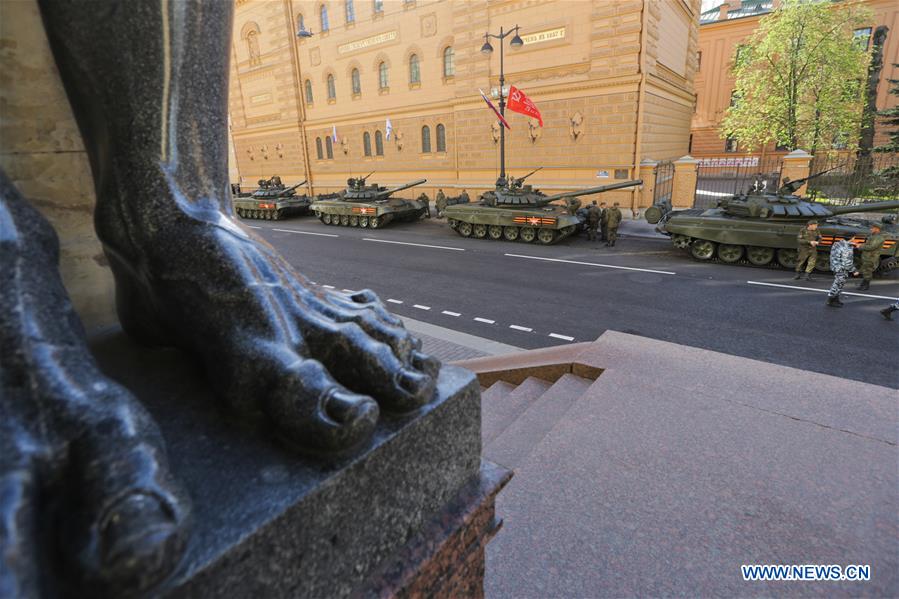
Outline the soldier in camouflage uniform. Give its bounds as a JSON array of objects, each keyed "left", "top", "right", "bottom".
[
  {"left": 586, "top": 200, "right": 601, "bottom": 242},
  {"left": 435, "top": 189, "right": 447, "bottom": 218},
  {"left": 566, "top": 197, "right": 582, "bottom": 216},
  {"left": 857, "top": 223, "right": 885, "bottom": 291},
  {"left": 598, "top": 201, "right": 608, "bottom": 241},
  {"left": 605, "top": 202, "right": 622, "bottom": 247},
  {"left": 793, "top": 220, "right": 821, "bottom": 281},
  {"left": 825, "top": 236, "right": 858, "bottom": 308},
  {"left": 417, "top": 193, "right": 431, "bottom": 218}
]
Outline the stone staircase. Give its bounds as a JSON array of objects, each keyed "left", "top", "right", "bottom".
[{"left": 481, "top": 374, "right": 594, "bottom": 470}]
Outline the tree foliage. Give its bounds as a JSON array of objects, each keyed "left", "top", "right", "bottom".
[{"left": 720, "top": 0, "right": 871, "bottom": 153}]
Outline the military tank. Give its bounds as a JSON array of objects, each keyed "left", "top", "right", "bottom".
[
  {"left": 233, "top": 176, "right": 312, "bottom": 220},
  {"left": 312, "top": 173, "right": 428, "bottom": 229},
  {"left": 645, "top": 174, "right": 899, "bottom": 274},
  {"left": 444, "top": 169, "right": 643, "bottom": 245}
]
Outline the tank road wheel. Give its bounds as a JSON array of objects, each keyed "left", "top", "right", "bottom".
[
  {"left": 265, "top": 210, "right": 273, "bottom": 220},
  {"left": 503, "top": 226, "right": 519, "bottom": 241},
  {"left": 814, "top": 253, "right": 831, "bottom": 273},
  {"left": 537, "top": 228, "right": 557, "bottom": 245},
  {"left": 359, "top": 216, "right": 369, "bottom": 228},
  {"left": 272, "top": 210, "right": 281, "bottom": 220},
  {"left": 457, "top": 221, "right": 473, "bottom": 237},
  {"left": 473, "top": 224, "right": 488, "bottom": 238},
  {"left": 322, "top": 213, "right": 332, "bottom": 225},
  {"left": 350, "top": 215, "right": 360, "bottom": 227},
  {"left": 447, "top": 219, "right": 459, "bottom": 229},
  {"left": 369, "top": 216, "right": 382, "bottom": 229},
  {"left": 776, "top": 248, "right": 799, "bottom": 270},
  {"left": 519, "top": 226, "right": 537, "bottom": 243},
  {"left": 488, "top": 225, "right": 503, "bottom": 240},
  {"left": 716, "top": 243, "right": 744, "bottom": 263},
  {"left": 746, "top": 246, "right": 774, "bottom": 266},
  {"left": 690, "top": 239, "right": 716, "bottom": 260},
  {"left": 340, "top": 214, "right": 350, "bottom": 226},
  {"left": 673, "top": 234, "right": 692, "bottom": 250}
]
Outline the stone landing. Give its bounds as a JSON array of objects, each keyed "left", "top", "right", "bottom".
[{"left": 457, "top": 331, "right": 898, "bottom": 598}]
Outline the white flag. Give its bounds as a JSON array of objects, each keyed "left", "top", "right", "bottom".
[
  {"left": 385, "top": 118, "right": 393, "bottom": 140},
  {"left": 332, "top": 125, "right": 338, "bottom": 142}
]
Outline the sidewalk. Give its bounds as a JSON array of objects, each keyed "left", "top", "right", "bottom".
[
  {"left": 400, "top": 315, "right": 522, "bottom": 363},
  {"left": 617, "top": 216, "right": 670, "bottom": 240}
]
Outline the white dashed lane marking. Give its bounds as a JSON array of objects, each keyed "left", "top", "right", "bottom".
[
  {"left": 473, "top": 317, "right": 495, "bottom": 324},
  {"left": 549, "top": 333, "right": 575, "bottom": 341},
  {"left": 413, "top": 304, "right": 431, "bottom": 311},
  {"left": 747, "top": 281, "right": 897, "bottom": 300},
  {"left": 271, "top": 228, "right": 339, "bottom": 238},
  {"left": 363, "top": 238, "right": 465, "bottom": 251},
  {"left": 442, "top": 310, "right": 461, "bottom": 317},
  {"left": 509, "top": 325, "right": 533, "bottom": 332},
  {"left": 387, "top": 299, "right": 403, "bottom": 304},
  {"left": 246, "top": 225, "right": 262, "bottom": 229},
  {"left": 505, "top": 253, "right": 676, "bottom": 275}
]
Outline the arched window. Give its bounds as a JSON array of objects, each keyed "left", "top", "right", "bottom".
[
  {"left": 325, "top": 136, "right": 334, "bottom": 159},
  {"left": 409, "top": 54, "right": 420, "bottom": 84},
  {"left": 351, "top": 68, "right": 361, "bottom": 94},
  {"left": 378, "top": 62, "right": 388, "bottom": 89},
  {"left": 320, "top": 4, "right": 329, "bottom": 32},
  {"left": 421, "top": 125, "right": 431, "bottom": 153},
  {"left": 436, "top": 124, "right": 446, "bottom": 152},
  {"left": 305, "top": 80, "right": 314, "bottom": 103},
  {"left": 316, "top": 137, "right": 323, "bottom": 160},
  {"left": 373, "top": 0, "right": 383, "bottom": 13},
  {"left": 345, "top": 0, "right": 355, "bottom": 23},
  {"left": 443, "top": 47, "right": 454, "bottom": 77},
  {"left": 375, "top": 130, "right": 384, "bottom": 155},
  {"left": 297, "top": 14, "right": 305, "bottom": 33},
  {"left": 327, "top": 74, "right": 336, "bottom": 100},
  {"left": 363, "top": 132, "right": 372, "bottom": 156}
]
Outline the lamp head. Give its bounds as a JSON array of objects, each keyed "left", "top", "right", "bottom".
[
  {"left": 510, "top": 33, "right": 523, "bottom": 48},
  {"left": 481, "top": 40, "right": 494, "bottom": 54}
]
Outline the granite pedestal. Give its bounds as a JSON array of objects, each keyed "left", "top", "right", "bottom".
[{"left": 88, "top": 330, "right": 510, "bottom": 598}]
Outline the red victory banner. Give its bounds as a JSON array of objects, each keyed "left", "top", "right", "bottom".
[
  {"left": 507, "top": 86, "right": 543, "bottom": 127},
  {"left": 479, "top": 88, "right": 510, "bottom": 129}
]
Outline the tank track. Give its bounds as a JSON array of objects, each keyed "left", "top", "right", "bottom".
[
  {"left": 236, "top": 207, "right": 284, "bottom": 220},
  {"left": 446, "top": 219, "right": 576, "bottom": 245}
]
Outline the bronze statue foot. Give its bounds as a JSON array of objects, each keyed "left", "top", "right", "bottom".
[
  {"left": 104, "top": 208, "right": 439, "bottom": 452},
  {"left": 0, "top": 174, "right": 190, "bottom": 597}
]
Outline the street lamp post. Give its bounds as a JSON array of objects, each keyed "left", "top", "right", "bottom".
[{"left": 481, "top": 25, "right": 523, "bottom": 186}]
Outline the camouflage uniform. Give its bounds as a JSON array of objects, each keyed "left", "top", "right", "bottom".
[
  {"left": 605, "top": 206, "right": 622, "bottom": 246},
  {"left": 417, "top": 193, "right": 431, "bottom": 218},
  {"left": 826, "top": 238, "right": 855, "bottom": 307},
  {"left": 586, "top": 204, "right": 601, "bottom": 241},
  {"left": 599, "top": 206, "right": 608, "bottom": 241},
  {"left": 858, "top": 232, "right": 885, "bottom": 284},
  {"left": 435, "top": 190, "right": 447, "bottom": 218},
  {"left": 567, "top": 198, "right": 582, "bottom": 216},
  {"left": 795, "top": 227, "right": 821, "bottom": 275}
]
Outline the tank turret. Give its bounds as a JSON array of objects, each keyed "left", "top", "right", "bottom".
[
  {"left": 342, "top": 177, "right": 427, "bottom": 201},
  {"left": 252, "top": 180, "right": 306, "bottom": 199},
  {"left": 485, "top": 178, "right": 642, "bottom": 207}
]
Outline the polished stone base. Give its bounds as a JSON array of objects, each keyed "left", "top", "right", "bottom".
[{"left": 89, "top": 329, "right": 507, "bottom": 598}]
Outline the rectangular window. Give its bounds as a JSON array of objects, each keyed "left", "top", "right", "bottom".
[
  {"left": 697, "top": 51, "right": 701, "bottom": 71},
  {"left": 725, "top": 136, "right": 738, "bottom": 153},
  {"left": 373, "top": 0, "right": 383, "bottom": 13},
  {"left": 853, "top": 27, "right": 872, "bottom": 50},
  {"left": 614, "top": 169, "right": 629, "bottom": 180}
]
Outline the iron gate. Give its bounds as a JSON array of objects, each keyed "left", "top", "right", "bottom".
[
  {"left": 694, "top": 156, "right": 783, "bottom": 209},
  {"left": 653, "top": 160, "right": 674, "bottom": 206}
]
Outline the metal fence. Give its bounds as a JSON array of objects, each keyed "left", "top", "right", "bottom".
[
  {"left": 653, "top": 160, "right": 674, "bottom": 206},
  {"left": 693, "top": 155, "right": 783, "bottom": 209},
  {"left": 806, "top": 153, "right": 899, "bottom": 205}
]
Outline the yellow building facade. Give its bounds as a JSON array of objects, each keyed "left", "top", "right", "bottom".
[{"left": 229, "top": 0, "right": 700, "bottom": 211}]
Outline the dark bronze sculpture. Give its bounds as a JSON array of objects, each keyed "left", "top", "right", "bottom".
[{"left": 1, "top": 1, "right": 438, "bottom": 596}]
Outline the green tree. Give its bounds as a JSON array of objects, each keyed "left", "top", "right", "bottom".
[
  {"left": 874, "top": 65, "right": 899, "bottom": 182},
  {"left": 720, "top": 0, "right": 871, "bottom": 153}
]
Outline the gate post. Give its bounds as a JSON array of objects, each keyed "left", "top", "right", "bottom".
[
  {"left": 672, "top": 155, "right": 699, "bottom": 208},
  {"left": 780, "top": 149, "right": 812, "bottom": 195},
  {"left": 638, "top": 159, "right": 658, "bottom": 210}
]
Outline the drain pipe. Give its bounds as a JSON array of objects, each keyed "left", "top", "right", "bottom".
[{"left": 630, "top": 0, "right": 649, "bottom": 218}]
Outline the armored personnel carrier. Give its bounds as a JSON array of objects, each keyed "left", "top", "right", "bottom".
[
  {"left": 645, "top": 175, "right": 899, "bottom": 273},
  {"left": 312, "top": 173, "right": 428, "bottom": 229},
  {"left": 233, "top": 176, "right": 312, "bottom": 220},
  {"left": 444, "top": 169, "right": 643, "bottom": 245}
]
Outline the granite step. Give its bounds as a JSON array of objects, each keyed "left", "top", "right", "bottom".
[
  {"left": 481, "top": 380, "right": 516, "bottom": 404},
  {"left": 484, "top": 373, "right": 593, "bottom": 470},
  {"left": 482, "top": 376, "right": 552, "bottom": 447}
]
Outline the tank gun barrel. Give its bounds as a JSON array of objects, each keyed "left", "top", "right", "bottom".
[
  {"left": 828, "top": 200, "right": 899, "bottom": 216},
  {"left": 778, "top": 163, "right": 843, "bottom": 195},
  {"left": 285, "top": 180, "right": 306, "bottom": 191},
  {"left": 542, "top": 179, "right": 643, "bottom": 203},
  {"left": 375, "top": 178, "right": 427, "bottom": 199},
  {"left": 360, "top": 171, "right": 375, "bottom": 182},
  {"left": 517, "top": 167, "right": 543, "bottom": 182}
]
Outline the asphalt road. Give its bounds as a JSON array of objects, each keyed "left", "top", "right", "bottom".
[{"left": 244, "top": 215, "right": 899, "bottom": 389}]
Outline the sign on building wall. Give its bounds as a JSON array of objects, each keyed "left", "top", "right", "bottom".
[
  {"left": 338, "top": 30, "right": 398, "bottom": 54},
  {"left": 521, "top": 27, "right": 566, "bottom": 46}
]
